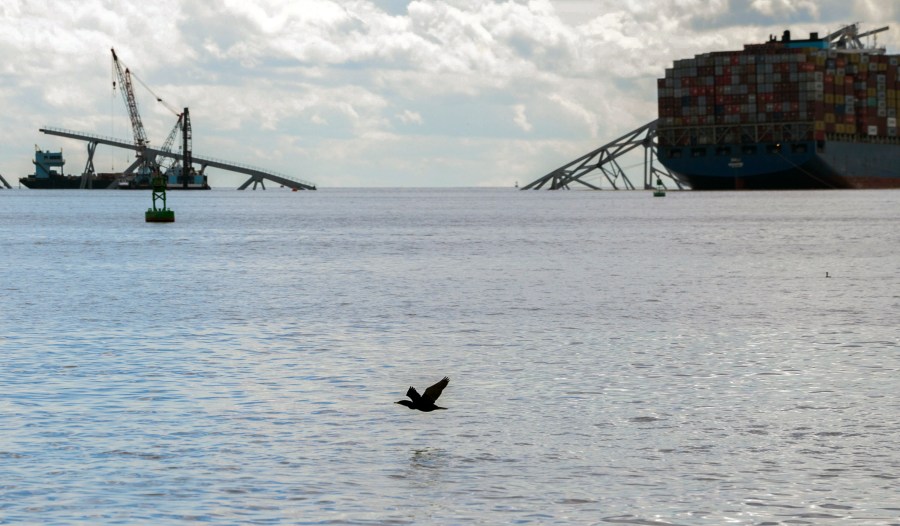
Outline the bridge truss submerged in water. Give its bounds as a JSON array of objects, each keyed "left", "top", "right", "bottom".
[
  {"left": 39, "top": 127, "right": 316, "bottom": 191},
  {"left": 520, "top": 119, "right": 683, "bottom": 191}
]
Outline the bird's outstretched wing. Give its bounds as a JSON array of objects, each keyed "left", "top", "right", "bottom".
[
  {"left": 422, "top": 376, "right": 449, "bottom": 403},
  {"left": 406, "top": 386, "right": 422, "bottom": 403}
]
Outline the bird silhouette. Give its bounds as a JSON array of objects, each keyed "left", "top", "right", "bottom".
[{"left": 395, "top": 377, "right": 450, "bottom": 412}]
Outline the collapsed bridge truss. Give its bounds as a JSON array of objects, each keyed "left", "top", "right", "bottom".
[
  {"left": 520, "top": 119, "right": 683, "bottom": 191},
  {"left": 40, "top": 127, "right": 316, "bottom": 190}
]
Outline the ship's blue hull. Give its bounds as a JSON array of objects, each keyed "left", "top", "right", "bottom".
[{"left": 659, "top": 140, "right": 900, "bottom": 190}]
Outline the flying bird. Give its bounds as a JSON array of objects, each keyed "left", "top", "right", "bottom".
[{"left": 395, "top": 376, "right": 450, "bottom": 412}]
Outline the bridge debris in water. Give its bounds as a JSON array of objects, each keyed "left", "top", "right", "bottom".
[
  {"left": 40, "top": 127, "right": 316, "bottom": 191},
  {"left": 521, "top": 119, "right": 681, "bottom": 191}
]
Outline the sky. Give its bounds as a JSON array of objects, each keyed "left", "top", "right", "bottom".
[{"left": 1, "top": 0, "right": 898, "bottom": 188}]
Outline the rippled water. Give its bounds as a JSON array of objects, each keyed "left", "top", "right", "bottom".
[{"left": 1, "top": 188, "right": 898, "bottom": 525}]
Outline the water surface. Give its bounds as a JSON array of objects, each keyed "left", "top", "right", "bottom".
[{"left": 1, "top": 188, "right": 898, "bottom": 524}]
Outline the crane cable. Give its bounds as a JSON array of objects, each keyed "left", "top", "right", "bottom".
[
  {"left": 110, "top": 56, "right": 116, "bottom": 171},
  {"left": 129, "top": 69, "right": 181, "bottom": 117},
  {"left": 111, "top": 50, "right": 181, "bottom": 117}
]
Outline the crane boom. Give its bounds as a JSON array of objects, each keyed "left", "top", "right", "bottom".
[
  {"left": 111, "top": 48, "right": 149, "bottom": 152},
  {"left": 157, "top": 113, "right": 184, "bottom": 170}
]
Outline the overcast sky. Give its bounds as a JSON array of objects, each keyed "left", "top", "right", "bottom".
[{"left": 1, "top": 0, "right": 898, "bottom": 188}]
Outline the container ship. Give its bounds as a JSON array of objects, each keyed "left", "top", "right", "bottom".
[{"left": 656, "top": 24, "right": 900, "bottom": 189}]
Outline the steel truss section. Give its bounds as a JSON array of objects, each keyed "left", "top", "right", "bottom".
[
  {"left": 238, "top": 176, "right": 266, "bottom": 190},
  {"left": 79, "top": 141, "right": 100, "bottom": 189},
  {"left": 39, "top": 127, "right": 316, "bottom": 191},
  {"left": 521, "top": 119, "right": 681, "bottom": 190}
]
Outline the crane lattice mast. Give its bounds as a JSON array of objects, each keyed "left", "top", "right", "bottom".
[
  {"left": 111, "top": 48, "right": 149, "bottom": 164},
  {"left": 157, "top": 113, "right": 184, "bottom": 171}
]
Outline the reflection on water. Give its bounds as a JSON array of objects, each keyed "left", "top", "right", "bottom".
[
  {"left": 1, "top": 188, "right": 898, "bottom": 524},
  {"left": 409, "top": 448, "right": 448, "bottom": 470},
  {"left": 400, "top": 448, "right": 450, "bottom": 490}
]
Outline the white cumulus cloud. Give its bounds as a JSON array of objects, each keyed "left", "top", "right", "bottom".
[
  {"left": 513, "top": 104, "right": 532, "bottom": 132},
  {"left": 398, "top": 109, "right": 424, "bottom": 124}
]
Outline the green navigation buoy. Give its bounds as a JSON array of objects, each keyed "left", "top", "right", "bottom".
[
  {"left": 145, "top": 174, "right": 175, "bottom": 222},
  {"left": 653, "top": 177, "right": 666, "bottom": 197}
]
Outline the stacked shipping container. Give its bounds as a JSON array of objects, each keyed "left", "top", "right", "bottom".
[{"left": 657, "top": 40, "right": 900, "bottom": 146}]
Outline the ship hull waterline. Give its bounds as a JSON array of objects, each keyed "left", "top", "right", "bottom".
[
  {"left": 19, "top": 176, "right": 210, "bottom": 190},
  {"left": 660, "top": 139, "right": 900, "bottom": 190}
]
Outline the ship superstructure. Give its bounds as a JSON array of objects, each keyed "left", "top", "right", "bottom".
[{"left": 18, "top": 147, "right": 118, "bottom": 189}]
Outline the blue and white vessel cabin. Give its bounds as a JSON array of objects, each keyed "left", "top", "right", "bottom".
[{"left": 33, "top": 147, "right": 66, "bottom": 178}]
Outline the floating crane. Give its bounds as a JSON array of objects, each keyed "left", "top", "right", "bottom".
[
  {"left": 40, "top": 49, "right": 316, "bottom": 190},
  {"left": 111, "top": 48, "right": 192, "bottom": 187}
]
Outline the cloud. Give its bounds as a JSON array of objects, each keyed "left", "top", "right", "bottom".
[
  {"left": 512, "top": 104, "right": 532, "bottom": 132},
  {"left": 750, "top": 0, "right": 819, "bottom": 18},
  {"left": 1, "top": 0, "right": 899, "bottom": 187},
  {"left": 548, "top": 94, "right": 601, "bottom": 138},
  {"left": 397, "top": 109, "right": 424, "bottom": 124}
]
